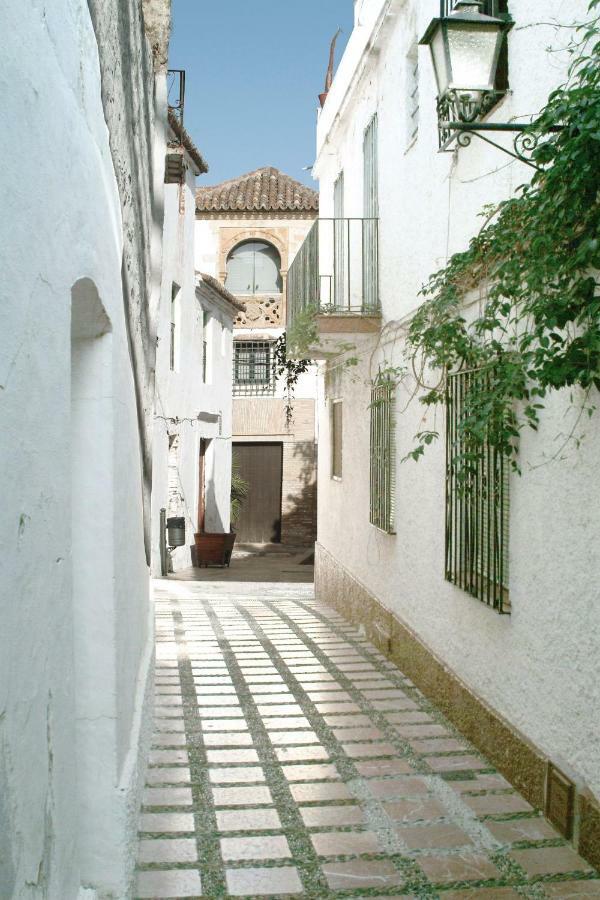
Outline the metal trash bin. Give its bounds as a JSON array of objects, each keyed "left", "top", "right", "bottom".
[{"left": 166, "top": 516, "right": 186, "bottom": 548}]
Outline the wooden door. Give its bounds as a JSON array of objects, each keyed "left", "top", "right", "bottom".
[{"left": 233, "top": 442, "right": 283, "bottom": 543}]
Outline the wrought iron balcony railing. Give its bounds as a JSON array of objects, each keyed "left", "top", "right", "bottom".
[{"left": 286, "top": 218, "right": 379, "bottom": 328}]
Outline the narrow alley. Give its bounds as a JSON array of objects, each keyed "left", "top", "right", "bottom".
[
  {"left": 136, "top": 555, "right": 598, "bottom": 898},
  {"left": 4, "top": 1, "right": 600, "bottom": 896}
]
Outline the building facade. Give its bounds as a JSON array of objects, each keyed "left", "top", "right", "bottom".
[
  {"left": 289, "top": 0, "right": 600, "bottom": 868},
  {"left": 196, "top": 167, "right": 320, "bottom": 547},
  {"left": 0, "top": 1, "right": 169, "bottom": 896},
  {"left": 151, "top": 117, "right": 241, "bottom": 575}
]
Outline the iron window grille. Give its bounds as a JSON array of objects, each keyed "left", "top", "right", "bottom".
[
  {"left": 233, "top": 340, "right": 276, "bottom": 396},
  {"left": 445, "top": 368, "right": 510, "bottom": 613},
  {"left": 331, "top": 400, "right": 343, "bottom": 479},
  {"left": 370, "top": 379, "right": 396, "bottom": 534}
]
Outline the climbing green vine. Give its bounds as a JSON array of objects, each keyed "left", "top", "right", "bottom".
[
  {"left": 405, "top": 0, "right": 600, "bottom": 472},
  {"left": 273, "top": 332, "right": 311, "bottom": 427}
]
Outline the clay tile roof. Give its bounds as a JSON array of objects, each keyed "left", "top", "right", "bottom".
[
  {"left": 197, "top": 272, "right": 246, "bottom": 313},
  {"left": 196, "top": 167, "right": 319, "bottom": 213},
  {"left": 168, "top": 110, "right": 209, "bottom": 175}
]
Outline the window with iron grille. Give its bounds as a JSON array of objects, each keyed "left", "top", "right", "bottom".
[
  {"left": 233, "top": 340, "right": 275, "bottom": 396},
  {"left": 445, "top": 369, "right": 510, "bottom": 613},
  {"left": 369, "top": 380, "right": 396, "bottom": 533},
  {"left": 331, "top": 400, "right": 343, "bottom": 479}
]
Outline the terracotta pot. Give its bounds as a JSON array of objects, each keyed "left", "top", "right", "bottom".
[{"left": 193, "top": 531, "right": 236, "bottom": 568}]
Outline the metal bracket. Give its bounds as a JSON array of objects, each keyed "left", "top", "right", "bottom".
[
  {"left": 438, "top": 97, "right": 564, "bottom": 171},
  {"left": 167, "top": 69, "right": 186, "bottom": 139}
]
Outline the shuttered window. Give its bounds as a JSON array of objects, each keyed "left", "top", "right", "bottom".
[
  {"left": 406, "top": 43, "right": 420, "bottom": 146},
  {"left": 363, "top": 115, "right": 379, "bottom": 312},
  {"left": 369, "top": 379, "right": 395, "bottom": 533},
  {"left": 170, "top": 283, "right": 180, "bottom": 371},
  {"left": 445, "top": 369, "right": 510, "bottom": 613},
  {"left": 226, "top": 241, "right": 282, "bottom": 295},
  {"left": 331, "top": 400, "right": 343, "bottom": 479}
]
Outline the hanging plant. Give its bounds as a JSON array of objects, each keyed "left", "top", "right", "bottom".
[{"left": 403, "top": 0, "right": 600, "bottom": 472}]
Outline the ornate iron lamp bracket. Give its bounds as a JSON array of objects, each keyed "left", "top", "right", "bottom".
[{"left": 437, "top": 91, "right": 564, "bottom": 171}]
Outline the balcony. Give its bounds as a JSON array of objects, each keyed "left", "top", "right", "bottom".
[{"left": 286, "top": 218, "right": 381, "bottom": 354}]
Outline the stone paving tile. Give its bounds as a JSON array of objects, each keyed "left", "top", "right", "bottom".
[
  {"left": 326, "top": 859, "right": 406, "bottom": 891},
  {"left": 137, "top": 837, "right": 197, "bottom": 863},
  {"left": 136, "top": 580, "right": 598, "bottom": 898},
  {"left": 225, "top": 865, "right": 303, "bottom": 896},
  {"left": 135, "top": 868, "right": 201, "bottom": 898}
]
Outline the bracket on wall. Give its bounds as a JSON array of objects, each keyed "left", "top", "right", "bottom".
[{"left": 439, "top": 116, "right": 565, "bottom": 171}]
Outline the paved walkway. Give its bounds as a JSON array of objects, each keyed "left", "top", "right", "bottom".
[{"left": 135, "top": 577, "right": 599, "bottom": 898}]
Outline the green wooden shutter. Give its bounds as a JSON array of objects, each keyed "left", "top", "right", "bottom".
[
  {"left": 363, "top": 115, "right": 379, "bottom": 312},
  {"left": 333, "top": 172, "right": 345, "bottom": 309},
  {"left": 331, "top": 400, "right": 343, "bottom": 478}
]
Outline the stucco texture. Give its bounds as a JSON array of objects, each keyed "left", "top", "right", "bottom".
[
  {"left": 312, "top": 0, "right": 600, "bottom": 850},
  {"left": 0, "top": 0, "right": 160, "bottom": 896}
]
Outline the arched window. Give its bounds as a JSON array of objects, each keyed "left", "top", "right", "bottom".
[{"left": 225, "top": 240, "right": 282, "bottom": 295}]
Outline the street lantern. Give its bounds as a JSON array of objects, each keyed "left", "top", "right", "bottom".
[
  {"left": 419, "top": 1, "right": 562, "bottom": 167},
  {"left": 420, "top": 0, "right": 512, "bottom": 124}
]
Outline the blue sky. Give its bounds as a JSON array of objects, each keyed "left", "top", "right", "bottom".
[{"left": 169, "top": 0, "right": 353, "bottom": 187}]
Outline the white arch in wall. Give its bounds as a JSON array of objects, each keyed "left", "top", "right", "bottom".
[{"left": 70, "top": 278, "right": 116, "bottom": 879}]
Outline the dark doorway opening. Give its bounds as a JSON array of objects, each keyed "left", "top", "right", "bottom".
[
  {"left": 198, "top": 438, "right": 210, "bottom": 532},
  {"left": 233, "top": 442, "right": 283, "bottom": 543}
]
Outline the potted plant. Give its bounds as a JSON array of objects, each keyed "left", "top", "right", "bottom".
[{"left": 193, "top": 460, "right": 248, "bottom": 567}]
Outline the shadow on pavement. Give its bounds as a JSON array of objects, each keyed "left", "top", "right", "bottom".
[{"left": 163, "top": 543, "right": 315, "bottom": 584}]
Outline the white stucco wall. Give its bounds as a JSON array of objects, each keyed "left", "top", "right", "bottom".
[
  {"left": 0, "top": 2, "right": 161, "bottom": 896},
  {"left": 152, "top": 164, "right": 236, "bottom": 573},
  {"left": 314, "top": 0, "right": 600, "bottom": 803}
]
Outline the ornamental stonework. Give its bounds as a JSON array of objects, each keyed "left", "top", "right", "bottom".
[{"left": 235, "top": 295, "right": 283, "bottom": 328}]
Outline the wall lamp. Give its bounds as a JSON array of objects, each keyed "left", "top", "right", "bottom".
[{"left": 419, "top": 0, "right": 562, "bottom": 168}]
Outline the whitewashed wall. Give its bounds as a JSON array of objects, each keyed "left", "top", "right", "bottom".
[
  {"left": 0, "top": 1, "right": 163, "bottom": 896},
  {"left": 151, "top": 164, "right": 236, "bottom": 573},
  {"left": 314, "top": 0, "right": 600, "bottom": 801}
]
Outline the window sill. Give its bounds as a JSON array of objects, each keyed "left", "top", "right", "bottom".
[{"left": 369, "top": 522, "right": 396, "bottom": 536}]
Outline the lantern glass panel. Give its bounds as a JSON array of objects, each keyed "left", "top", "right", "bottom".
[
  {"left": 446, "top": 22, "right": 502, "bottom": 91},
  {"left": 431, "top": 26, "right": 451, "bottom": 96}
]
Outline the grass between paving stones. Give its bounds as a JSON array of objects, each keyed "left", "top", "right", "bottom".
[
  {"left": 202, "top": 598, "right": 332, "bottom": 898},
  {"left": 138, "top": 591, "right": 599, "bottom": 899},
  {"left": 276, "top": 597, "right": 596, "bottom": 898},
  {"left": 233, "top": 600, "right": 431, "bottom": 899}
]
